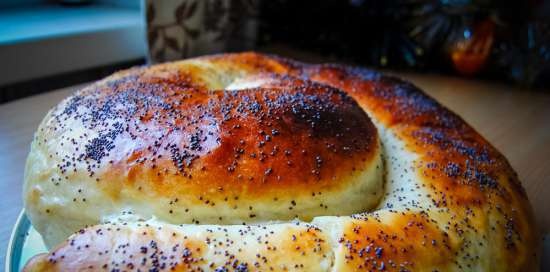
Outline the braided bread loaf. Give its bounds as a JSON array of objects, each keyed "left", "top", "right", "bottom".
[{"left": 23, "top": 53, "right": 539, "bottom": 271}]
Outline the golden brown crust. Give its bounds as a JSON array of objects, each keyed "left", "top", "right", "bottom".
[
  {"left": 23, "top": 52, "right": 539, "bottom": 271},
  {"left": 23, "top": 221, "right": 334, "bottom": 272},
  {"left": 297, "top": 63, "right": 539, "bottom": 270},
  {"left": 74, "top": 73, "right": 378, "bottom": 200},
  {"left": 97, "top": 73, "right": 382, "bottom": 224},
  {"left": 335, "top": 212, "right": 456, "bottom": 271},
  {"left": 24, "top": 54, "right": 384, "bottom": 247}
]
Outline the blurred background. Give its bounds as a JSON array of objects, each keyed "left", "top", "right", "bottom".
[{"left": 0, "top": 0, "right": 548, "bottom": 103}]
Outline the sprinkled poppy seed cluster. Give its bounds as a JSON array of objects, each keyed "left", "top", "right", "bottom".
[{"left": 23, "top": 53, "right": 539, "bottom": 271}]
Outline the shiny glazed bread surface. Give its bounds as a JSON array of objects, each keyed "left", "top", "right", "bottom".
[{"left": 23, "top": 52, "right": 539, "bottom": 271}]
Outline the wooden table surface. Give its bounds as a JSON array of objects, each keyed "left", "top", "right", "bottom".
[{"left": 1, "top": 74, "right": 549, "bottom": 268}]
